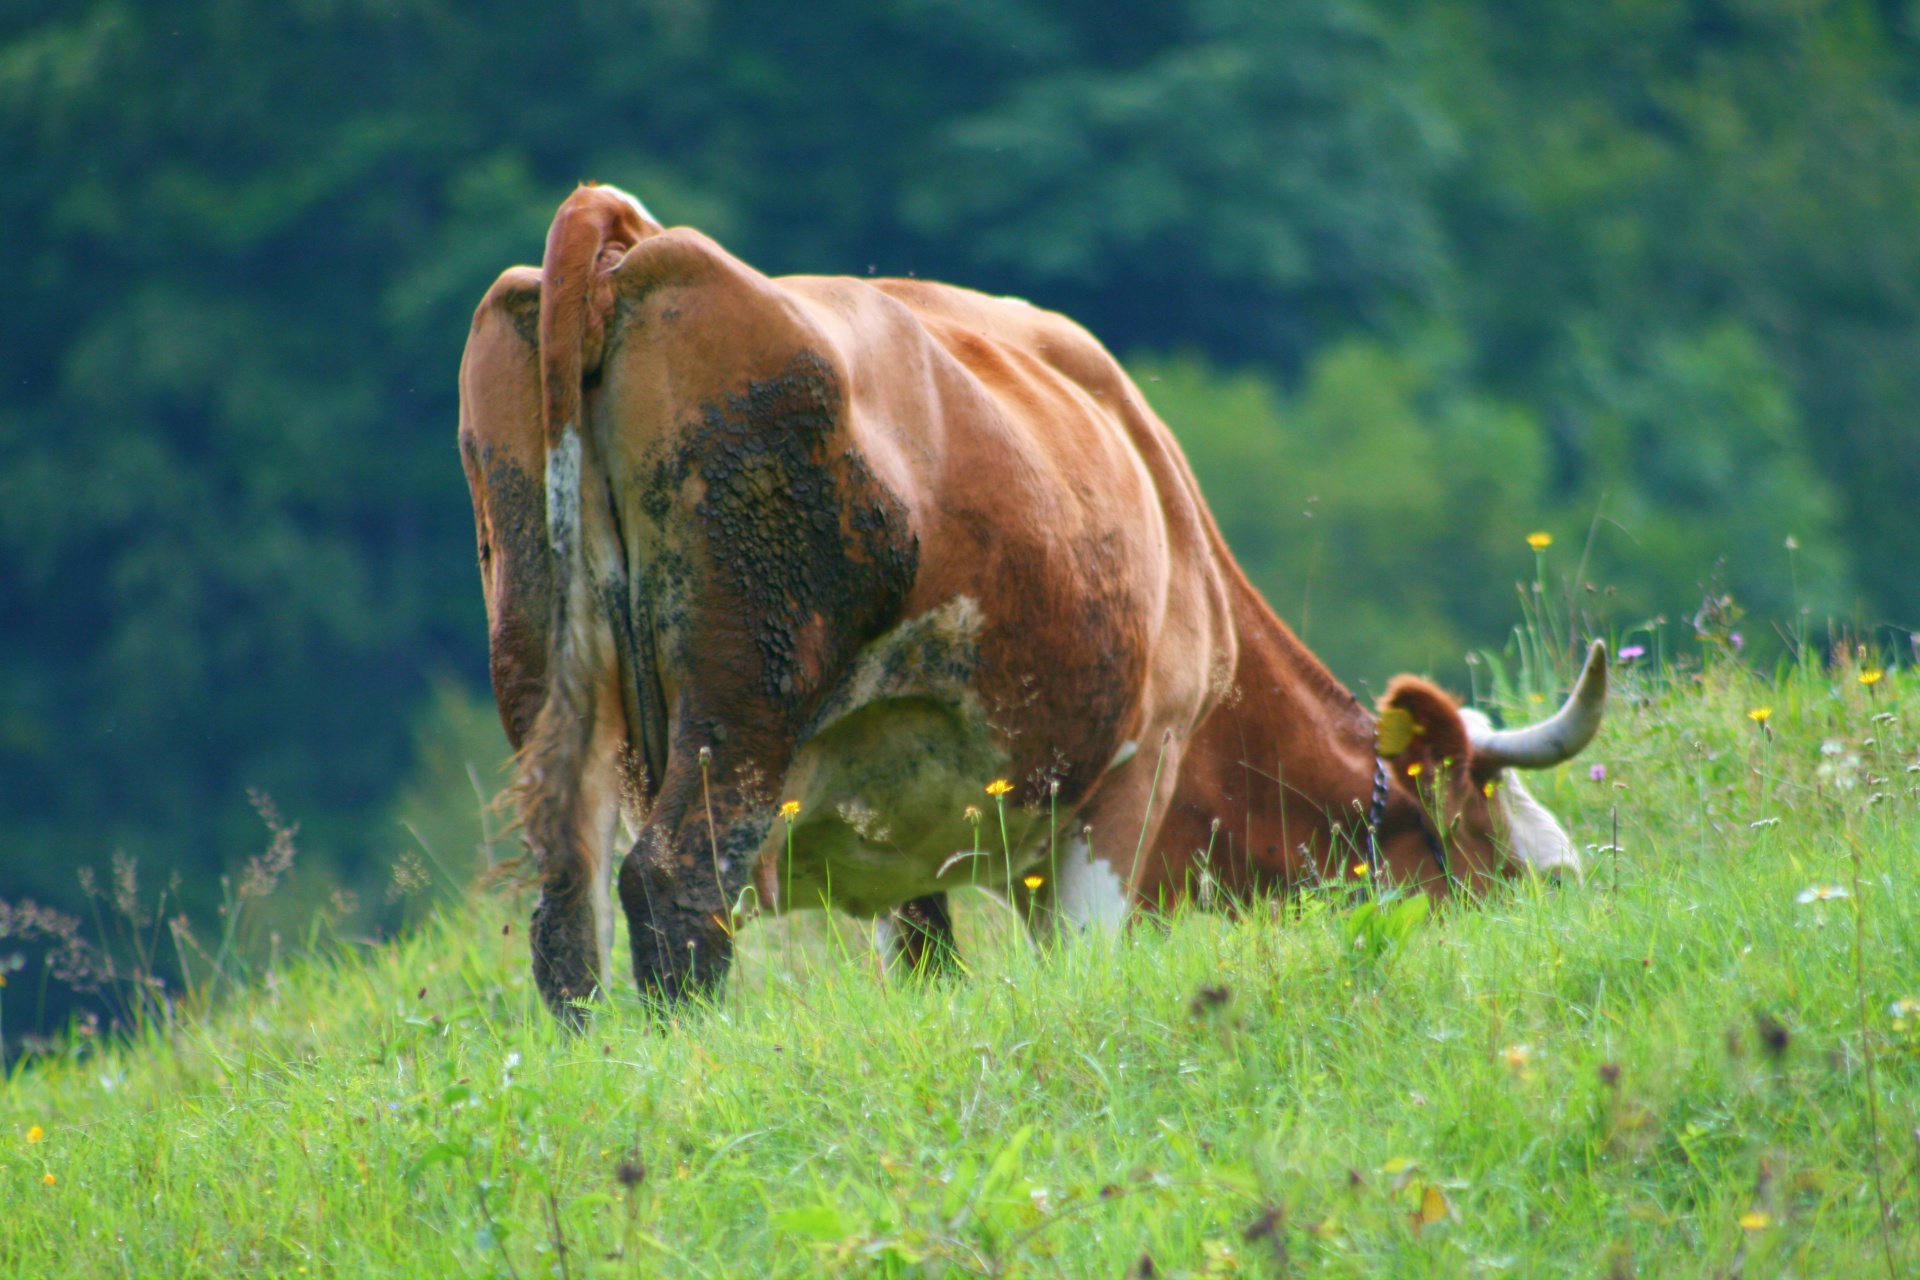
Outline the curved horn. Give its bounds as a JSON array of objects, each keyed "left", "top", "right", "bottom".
[{"left": 1468, "top": 640, "right": 1609, "bottom": 770}]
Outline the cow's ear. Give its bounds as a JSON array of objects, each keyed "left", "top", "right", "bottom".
[{"left": 1376, "top": 677, "right": 1471, "bottom": 785}]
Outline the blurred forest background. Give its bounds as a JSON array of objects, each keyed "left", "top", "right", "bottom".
[{"left": 2, "top": 0, "right": 1917, "bottom": 999}]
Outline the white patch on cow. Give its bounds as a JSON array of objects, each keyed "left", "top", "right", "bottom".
[
  {"left": 1460, "top": 707, "right": 1582, "bottom": 878},
  {"left": 1458, "top": 707, "right": 1495, "bottom": 739},
  {"left": 546, "top": 424, "right": 582, "bottom": 564},
  {"left": 1107, "top": 740, "right": 1138, "bottom": 772},
  {"left": 1054, "top": 835, "right": 1129, "bottom": 930},
  {"left": 1000, "top": 295, "right": 1034, "bottom": 307},
  {"left": 1498, "top": 772, "right": 1582, "bottom": 878}
]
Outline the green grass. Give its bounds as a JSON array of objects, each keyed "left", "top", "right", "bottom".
[{"left": 6, "top": 657, "right": 1920, "bottom": 1277}]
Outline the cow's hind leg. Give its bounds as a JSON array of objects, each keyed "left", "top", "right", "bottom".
[
  {"left": 522, "top": 545, "right": 625, "bottom": 1028},
  {"left": 878, "top": 894, "right": 960, "bottom": 976},
  {"left": 527, "top": 658, "right": 628, "bottom": 1025}
]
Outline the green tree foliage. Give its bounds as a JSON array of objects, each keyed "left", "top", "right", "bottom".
[
  {"left": 1418, "top": 0, "right": 1917, "bottom": 621},
  {"left": 1553, "top": 322, "right": 1849, "bottom": 626},
  {"left": 904, "top": 0, "right": 1451, "bottom": 361},
  {"left": 1137, "top": 328, "right": 1846, "bottom": 687},
  {"left": 0, "top": 0, "right": 1914, "bottom": 975},
  {"left": 1135, "top": 338, "right": 1551, "bottom": 683}
]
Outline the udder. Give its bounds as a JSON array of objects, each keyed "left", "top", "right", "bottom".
[{"left": 756, "top": 596, "right": 1052, "bottom": 916}]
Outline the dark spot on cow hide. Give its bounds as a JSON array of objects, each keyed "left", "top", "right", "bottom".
[
  {"left": 478, "top": 448, "right": 555, "bottom": 747},
  {"left": 658, "top": 349, "right": 919, "bottom": 728},
  {"left": 503, "top": 290, "right": 542, "bottom": 348}
]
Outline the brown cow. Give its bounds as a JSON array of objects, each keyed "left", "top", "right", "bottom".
[{"left": 458, "top": 185, "right": 1606, "bottom": 1021}]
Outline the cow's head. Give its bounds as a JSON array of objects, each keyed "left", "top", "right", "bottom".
[
  {"left": 1373, "top": 641, "right": 1608, "bottom": 887},
  {"left": 458, "top": 268, "right": 553, "bottom": 750}
]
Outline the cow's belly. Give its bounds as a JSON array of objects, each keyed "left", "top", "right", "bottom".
[{"left": 759, "top": 597, "right": 1055, "bottom": 916}]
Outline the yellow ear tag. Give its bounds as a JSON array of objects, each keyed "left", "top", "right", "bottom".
[{"left": 1376, "top": 706, "right": 1416, "bottom": 757}]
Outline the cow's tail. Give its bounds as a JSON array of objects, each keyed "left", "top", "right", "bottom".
[{"left": 517, "top": 185, "right": 659, "bottom": 914}]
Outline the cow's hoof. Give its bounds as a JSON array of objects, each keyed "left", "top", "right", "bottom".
[{"left": 530, "top": 890, "right": 601, "bottom": 1026}]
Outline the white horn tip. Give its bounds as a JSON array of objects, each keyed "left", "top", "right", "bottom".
[
  {"left": 1576, "top": 639, "right": 1609, "bottom": 696},
  {"left": 1468, "top": 638, "right": 1610, "bottom": 770}
]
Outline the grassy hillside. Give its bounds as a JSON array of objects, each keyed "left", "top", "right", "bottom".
[{"left": 5, "top": 655, "right": 1919, "bottom": 1277}]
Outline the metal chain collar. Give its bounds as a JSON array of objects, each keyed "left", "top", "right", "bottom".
[{"left": 1361, "top": 754, "right": 1450, "bottom": 897}]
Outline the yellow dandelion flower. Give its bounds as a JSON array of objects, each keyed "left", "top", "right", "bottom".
[
  {"left": 1023, "top": 874, "right": 1044, "bottom": 890},
  {"left": 1406, "top": 762, "right": 1424, "bottom": 778},
  {"left": 1526, "top": 532, "right": 1553, "bottom": 551},
  {"left": 41, "top": 1172, "right": 55, "bottom": 1186},
  {"left": 778, "top": 800, "right": 801, "bottom": 821},
  {"left": 1860, "top": 668, "right": 1884, "bottom": 687},
  {"left": 1482, "top": 780, "right": 1499, "bottom": 798},
  {"left": 1739, "top": 1211, "right": 1771, "bottom": 1231},
  {"left": 1748, "top": 707, "right": 1772, "bottom": 723},
  {"left": 1352, "top": 863, "right": 1370, "bottom": 878},
  {"left": 25, "top": 1126, "right": 43, "bottom": 1145},
  {"left": 985, "top": 779, "right": 1013, "bottom": 796},
  {"left": 1502, "top": 1044, "right": 1533, "bottom": 1070}
]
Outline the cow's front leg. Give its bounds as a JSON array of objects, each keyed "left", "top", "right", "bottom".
[
  {"left": 876, "top": 893, "right": 960, "bottom": 976},
  {"left": 1019, "top": 733, "right": 1189, "bottom": 943}
]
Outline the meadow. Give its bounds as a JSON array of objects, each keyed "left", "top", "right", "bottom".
[{"left": 4, "top": 650, "right": 1919, "bottom": 1278}]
